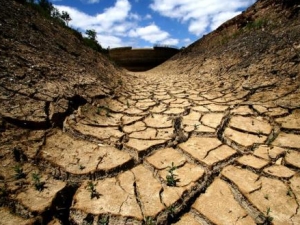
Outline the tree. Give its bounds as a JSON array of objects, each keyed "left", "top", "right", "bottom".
[
  {"left": 85, "top": 29, "right": 97, "bottom": 41},
  {"left": 61, "top": 11, "right": 71, "bottom": 26},
  {"left": 51, "top": 8, "right": 61, "bottom": 19}
]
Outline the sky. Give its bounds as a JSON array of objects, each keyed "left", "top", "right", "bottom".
[{"left": 50, "top": 0, "right": 256, "bottom": 49}]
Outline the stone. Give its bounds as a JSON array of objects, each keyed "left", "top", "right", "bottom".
[
  {"left": 192, "top": 178, "right": 256, "bottom": 225},
  {"left": 182, "top": 111, "right": 201, "bottom": 126},
  {"left": 221, "top": 165, "right": 261, "bottom": 194},
  {"left": 247, "top": 177, "right": 298, "bottom": 225},
  {"left": 201, "top": 113, "right": 224, "bottom": 128},
  {"left": 179, "top": 137, "right": 222, "bottom": 164},
  {"left": 276, "top": 109, "right": 300, "bottom": 130},
  {"left": 201, "top": 145, "right": 237, "bottom": 166},
  {"left": 0, "top": 207, "right": 35, "bottom": 225},
  {"left": 16, "top": 173, "right": 66, "bottom": 216},
  {"left": 70, "top": 171, "right": 143, "bottom": 222},
  {"left": 124, "top": 138, "right": 167, "bottom": 158},
  {"left": 229, "top": 116, "right": 272, "bottom": 135},
  {"left": 146, "top": 148, "right": 186, "bottom": 170},
  {"left": 164, "top": 108, "right": 185, "bottom": 115},
  {"left": 192, "top": 106, "right": 209, "bottom": 112},
  {"left": 272, "top": 132, "right": 300, "bottom": 149},
  {"left": 231, "top": 106, "right": 254, "bottom": 115},
  {"left": 237, "top": 155, "right": 269, "bottom": 169},
  {"left": 172, "top": 213, "right": 204, "bottom": 225},
  {"left": 263, "top": 165, "right": 295, "bottom": 178},
  {"left": 285, "top": 150, "right": 300, "bottom": 169},
  {"left": 144, "top": 114, "right": 173, "bottom": 128},
  {"left": 123, "top": 121, "right": 146, "bottom": 133},
  {"left": 41, "top": 130, "right": 132, "bottom": 175},
  {"left": 224, "top": 127, "right": 267, "bottom": 147},
  {"left": 131, "top": 165, "right": 165, "bottom": 218},
  {"left": 253, "top": 145, "right": 286, "bottom": 160},
  {"left": 68, "top": 121, "right": 124, "bottom": 141}
]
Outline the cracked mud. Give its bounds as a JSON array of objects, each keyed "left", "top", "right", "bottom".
[{"left": 1, "top": 0, "right": 300, "bottom": 224}]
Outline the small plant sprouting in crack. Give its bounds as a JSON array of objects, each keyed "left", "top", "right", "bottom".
[
  {"left": 166, "top": 162, "right": 179, "bottom": 187},
  {"left": 32, "top": 172, "right": 46, "bottom": 192},
  {"left": 79, "top": 164, "right": 86, "bottom": 170},
  {"left": 86, "top": 181, "right": 101, "bottom": 199},
  {"left": 96, "top": 106, "right": 112, "bottom": 117},
  {"left": 264, "top": 194, "right": 269, "bottom": 200},
  {"left": 265, "top": 207, "right": 274, "bottom": 224},
  {"left": 14, "top": 165, "right": 26, "bottom": 180},
  {"left": 126, "top": 100, "right": 130, "bottom": 108},
  {"left": 257, "top": 130, "right": 264, "bottom": 138},
  {"left": 99, "top": 216, "right": 108, "bottom": 225},
  {"left": 287, "top": 188, "right": 293, "bottom": 197},
  {"left": 145, "top": 216, "right": 155, "bottom": 225},
  {"left": 167, "top": 205, "right": 176, "bottom": 219}
]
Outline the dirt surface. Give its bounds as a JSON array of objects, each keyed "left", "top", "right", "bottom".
[{"left": 1, "top": 0, "right": 300, "bottom": 224}]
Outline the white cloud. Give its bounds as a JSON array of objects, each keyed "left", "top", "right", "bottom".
[
  {"left": 96, "top": 34, "right": 123, "bottom": 48},
  {"left": 55, "top": 0, "right": 134, "bottom": 47},
  {"left": 144, "top": 14, "right": 152, "bottom": 20},
  {"left": 160, "top": 38, "right": 179, "bottom": 46},
  {"left": 55, "top": 0, "right": 176, "bottom": 48},
  {"left": 150, "top": 0, "right": 255, "bottom": 36},
  {"left": 129, "top": 24, "right": 177, "bottom": 44}
]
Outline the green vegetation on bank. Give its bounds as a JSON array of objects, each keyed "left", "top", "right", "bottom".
[{"left": 15, "top": 0, "right": 108, "bottom": 54}]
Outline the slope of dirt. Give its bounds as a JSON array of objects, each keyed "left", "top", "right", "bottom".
[
  {"left": 1, "top": 0, "right": 300, "bottom": 224},
  {"left": 0, "top": 0, "right": 126, "bottom": 129}
]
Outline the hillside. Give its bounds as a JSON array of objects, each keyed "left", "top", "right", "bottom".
[
  {"left": 1, "top": 0, "right": 300, "bottom": 225},
  {"left": 0, "top": 0, "right": 126, "bottom": 128},
  {"left": 150, "top": 0, "right": 300, "bottom": 109}
]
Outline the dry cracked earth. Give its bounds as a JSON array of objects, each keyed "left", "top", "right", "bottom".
[
  {"left": 2, "top": 68, "right": 300, "bottom": 225},
  {"left": 1, "top": 0, "right": 300, "bottom": 225}
]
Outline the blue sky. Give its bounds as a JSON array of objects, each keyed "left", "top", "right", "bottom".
[{"left": 51, "top": 0, "right": 255, "bottom": 48}]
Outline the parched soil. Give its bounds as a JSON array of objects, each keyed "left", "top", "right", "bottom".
[{"left": 1, "top": 0, "right": 300, "bottom": 224}]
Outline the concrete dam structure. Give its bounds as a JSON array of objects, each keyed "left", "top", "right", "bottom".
[{"left": 108, "top": 46, "right": 180, "bottom": 71}]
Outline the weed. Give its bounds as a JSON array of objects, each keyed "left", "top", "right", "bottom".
[
  {"left": 166, "top": 162, "right": 179, "bottom": 187},
  {"left": 257, "top": 130, "right": 264, "bottom": 138},
  {"left": 86, "top": 181, "right": 101, "bottom": 199},
  {"left": 79, "top": 165, "right": 86, "bottom": 170},
  {"left": 96, "top": 106, "right": 111, "bottom": 117},
  {"left": 167, "top": 205, "right": 176, "bottom": 218},
  {"left": 287, "top": 188, "right": 293, "bottom": 197},
  {"left": 99, "top": 216, "right": 108, "bottom": 225},
  {"left": 145, "top": 217, "right": 155, "bottom": 225},
  {"left": 264, "top": 194, "right": 269, "bottom": 200},
  {"left": 126, "top": 100, "right": 130, "bottom": 108},
  {"left": 265, "top": 207, "right": 274, "bottom": 224},
  {"left": 32, "top": 172, "right": 45, "bottom": 192},
  {"left": 245, "top": 19, "right": 268, "bottom": 30},
  {"left": 14, "top": 165, "right": 26, "bottom": 180}
]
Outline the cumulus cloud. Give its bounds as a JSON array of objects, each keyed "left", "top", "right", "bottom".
[
  {"left": 55, "top": 0, "right": 133, "bottom": 47},
  {"left": 55, "top": 0, "right": 178, "bottom": 48},
  {"left": 150, "top": 0, "right": 255, "bottom": 36},
  {"left": 129, "top": 24, "right": 178, "bottom": 44},
  {"left": 144, "top": 14, "right": 152, "bottom": 20}
]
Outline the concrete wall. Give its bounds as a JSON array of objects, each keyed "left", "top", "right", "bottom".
[{"left": 108, "top": 47, "right": 180, "bottom": 71}]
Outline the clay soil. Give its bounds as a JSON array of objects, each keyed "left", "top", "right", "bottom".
[{"left": 1, "top": 0, "right": 300, "bottom": 224}]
